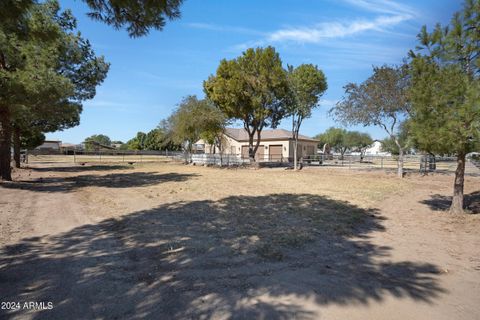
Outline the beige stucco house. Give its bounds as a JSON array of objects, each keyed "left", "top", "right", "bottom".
[{"left": 195, "top": 128, "right": 319, "bottom": 162}]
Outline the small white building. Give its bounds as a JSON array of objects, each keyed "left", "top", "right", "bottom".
[{"left": 364, "top": 140, "right": 391, "bottom": 156}]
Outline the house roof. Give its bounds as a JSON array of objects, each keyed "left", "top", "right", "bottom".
[
  {"left": 225, "top": 128, "right": 318, "bottom": 142},
  {"left": 60, "top": 143, "right": 76, "bottom": 148}
]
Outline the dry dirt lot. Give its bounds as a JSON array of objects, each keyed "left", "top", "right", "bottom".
[{"left": 0, "top": 161, "right": 479, "bottom": 320}]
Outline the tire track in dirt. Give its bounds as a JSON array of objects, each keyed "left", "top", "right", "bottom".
[{"left": 0, "top": 167, "right": 96, "bottom": 246}]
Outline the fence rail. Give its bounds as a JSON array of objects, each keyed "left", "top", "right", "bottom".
[
  {"left": 27, "top": 149, "right": 185, "bottom": 164},
  {"left": 301, "top": 154, "right": 480, "bottom": 175},
  {"left": 25, "top": 150, "right": 480, "bottom": 176},
  {"left": 191, "top": 154, "right": 249, "bottom": 166}
]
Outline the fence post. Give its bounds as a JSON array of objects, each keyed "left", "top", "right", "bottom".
[
  {"left": 381, "top": 157, "right": 383, "bottom": 169},
  {"left": 349, "top": 156, "right": 351, "bottom": 169},
  {"left": 73, "top": 150, "right": 76, "bottom": 163}
]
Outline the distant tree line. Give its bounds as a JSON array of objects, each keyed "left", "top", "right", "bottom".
[{"left": 314, "top": 128, "right": 373, "bottom": 161}]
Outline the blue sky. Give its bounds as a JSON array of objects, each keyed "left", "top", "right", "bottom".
[{"left": 48, "top": 0, "right": 461, "bottom": 143}]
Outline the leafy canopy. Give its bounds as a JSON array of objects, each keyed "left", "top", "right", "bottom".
[
  {"left": 1, "top": 0, "right": 109, "bottom": 138},
  {"left": 1, "top": 0, "right": 184, "bottom": 38},
  {"left": 84, "top": 134, "right": 112, "bottom": 150},
  {"left": 169, "top": 95, "right": 226, "bottom": 151},
  {"left": 409, "top": 0, "right": 480, "bottom": 155},
  {"left": 84, "top": 0, "right": 184, "bottom": 37},
  {"left": 330, "top": 65, "right": 410, "bottom": 137},
  {"left": 315, "top": 127, "right": 372, "bottom": 155},
  {"left": 204, "top": 46, "right": 291, "bottom": 136},
  {"left": 287, "top": 64, "right": 327, "bottom": 120}
]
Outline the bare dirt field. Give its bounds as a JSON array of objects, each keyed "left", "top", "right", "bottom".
[{"left": 1, "top": 161, "right": 479, "bottom": 320}]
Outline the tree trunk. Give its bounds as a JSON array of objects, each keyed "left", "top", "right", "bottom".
[
  {"left": 397, "top": 147, "right": 404, "bottom": 178},
  {"left": 248, "top": 129, "right": 262, "bottom": 164},
  {"left": 393, "top": 137, "right": 404, "bottom": 178},
  {"left": 13, "top": 126, "right": 21, "bottom": 168},
  {"left": 0, "top": 108, "right": 12, "bottom": 181},
  {"left": 450, "top": 152, "right": 466, "bottom": 214},
  {"left": 360, "top": 149, "right": 366, "bottom": 163},
  {"left": 293, "top": 138, "right": 298, "bottom": 171},
  {"left": 248, "top": 133, "right": 255, "bottom": 163}
]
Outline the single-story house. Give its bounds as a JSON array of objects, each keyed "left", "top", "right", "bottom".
[
  {"left": 35, "top": 140, "right": 61, "bottom": 151},
  {"left": 195, "top": 128, "right": 319, "bottom": 162}
]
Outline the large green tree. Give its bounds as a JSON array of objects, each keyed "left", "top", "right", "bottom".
[
  {"left": 144, "top": 129, "right": 165, "bottom": 151},
  {"left": 0, "top": 1, "right": 108, "bottom": 180},
  {"left": 315, "top": 127, "right": 349, "bottom": 158},
  {"left": 287, "top": 64, "right": 327, "bottom": 169},
  {"left": 84, "top": 134, "right": 112, "bottom": 151},
  {"left": 348, "top": 131, "right": 374, "bottom": 162},
  {"left": 204, "top": 46, "right": 291, "bottom": 162},
  {"left": 122, "top": 132, "right": 146, "bottom": 150},
  {"left": 315, "top": 128, "right": 372, "bottom": 160},
  {"left": 330, "top": 65, "right": 410, "bottom": 177},
  {"left": 83, "top": 0, "right": 184, "bottom": 37},
  {"left": 1, "top": 0, "right": 184, "bottom": 38},
  {"left": 408, "top": 0, "right": 480, "bottom": 213},
  {"left": 169, "top": 95, "right": 226, "bottom": 156},
  {"left": 197, "top": 104, "right": 228, "bottom": 157}
]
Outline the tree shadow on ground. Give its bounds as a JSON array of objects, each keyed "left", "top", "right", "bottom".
[
  {"left": 1, "top": 172, "right": 198, "bottom": 193},
  {"left": 0, "top": 194, "right": 445, "bottom": 319},
  {"left": 420, "top": 191, "right": 480, "bottom": 213},
  {"left": 28, "top": 164, "right": 132, "bottom": 172}
]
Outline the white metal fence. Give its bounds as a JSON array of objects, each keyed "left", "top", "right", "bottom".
[
  {"left": 191, "top": 154, "right": 249, "bottom": 166},
  {"left": 25, "top": 149, "right": 480, "bottom": 176}
]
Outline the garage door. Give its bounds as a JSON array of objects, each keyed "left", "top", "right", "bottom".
[
  {"left": 241, "top": 145, "right": 264, "bottom": 160},
  {"left": 269, "top": 145, "right": 283, "bottom": 162}
]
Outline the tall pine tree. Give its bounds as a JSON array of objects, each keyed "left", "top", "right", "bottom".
[{"left": 409, "top": 0, "right": 480, "bottom": 213}]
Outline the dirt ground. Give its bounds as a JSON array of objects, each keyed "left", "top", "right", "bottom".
[{"left": 0, "top": 161, "right": 479, "bottom": 320}]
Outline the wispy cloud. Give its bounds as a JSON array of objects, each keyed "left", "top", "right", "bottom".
[
  {"left": 226, "top": 0, "right": 416, "bottom": 50},
  {"left": 341, "top": 0, "right": 416, "bottom": 16},
  {"left": 84, "top": 100, "right": 131, "bottom": 108},
  {"left": 267, "top": 14, "right": 410, "bottom": 44}
]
